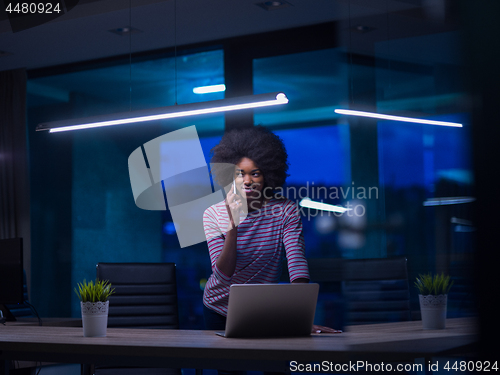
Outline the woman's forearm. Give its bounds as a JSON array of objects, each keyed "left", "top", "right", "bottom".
[
  {"left": 215, "top": 226, "right": 238, "bottom": 277},
  {"left": 292, "top": 278, "right": 309, "bottom": 283}
]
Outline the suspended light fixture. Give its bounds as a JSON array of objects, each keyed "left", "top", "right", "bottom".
[
  {"left": 299, "top": 198, "right": 352, "bottom": 213},
  {"left": 334, "top": 109, "right": 463, "bottom": 127},
  {"left": 37, "top": 92, "right": 288, "bottom": 133},
  {"left": 193, "top": 84, "right": 226, "bottom": 94},
  {"left": 423, "top": 196, "right": 475, "bottom": 206},
  {"left": 338, "top": 2, "right": 463, "bottom": 129},
  {"left": 39, "top": 0, "right": 288, "bottom": 134}
]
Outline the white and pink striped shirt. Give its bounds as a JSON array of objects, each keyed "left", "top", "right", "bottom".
[{"left": 202, "top": 197, "right": 310, "bottom": 316}]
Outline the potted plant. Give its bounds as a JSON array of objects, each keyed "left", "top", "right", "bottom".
[
  {"left": 74, "top": 279, "right": 115, "bottom": 337},
  {"left": 414, "top": 273, "right": 453, "bottom": 329}
]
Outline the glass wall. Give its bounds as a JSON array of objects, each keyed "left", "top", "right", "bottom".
[
  {"left": 26, "top": 21, "right": 474, "bottom": 330},
  {"left": 161, "top": 134, "right": 223, "bottom": 329},
  {"left": 27, "top": 49, "right": 225, "bottom": 319},
  {"left": 254, "top": 49, "right": 353, "bottom": 258},
  {"left": 252, "top": 32, "right": 474, "bottom": 325},
  {"left": 374, "top": 31, "right": 474, "bottom": 317}
]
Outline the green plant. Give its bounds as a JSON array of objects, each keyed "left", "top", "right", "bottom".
[
  {"left": 74, "top": 279, "right": 115, "bottom": 303},
  {"left": 414, "top": 273, "right": 453, "bottom": 295}
]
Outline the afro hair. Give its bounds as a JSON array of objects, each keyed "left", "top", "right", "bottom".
[{"left": 210, "top": 125, "right": 289, "bottom": 191}]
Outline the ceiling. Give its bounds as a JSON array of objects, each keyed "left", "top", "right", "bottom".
[{"left": 0, "top": 0, "right": 461, "bottom": 72}]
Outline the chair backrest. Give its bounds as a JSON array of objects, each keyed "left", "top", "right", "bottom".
[
  {"left": 96, "top": 263, "right": 179, "bottom": 329},
  {"left": 342, "top": 257, "right": 411, "bottom": 325},
  {"left": 307, "top": 258, "right": 344, "bottom": 283},
  {"left": 280, "top": 258, "right": 344, "bottom": 283}
]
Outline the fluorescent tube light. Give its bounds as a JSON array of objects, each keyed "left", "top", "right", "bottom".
[
  {"left": 423, "top": 197, "right": 475, "bottom": 206},
  {"left": 335, "top": 109, "right": 463, "bottom": 127},
  {"left": 450, "top": 217, "right": 473, "bottom": 226},
  {"left": 193, "top": 84, "right": 226, "bottom": 94},
  {"left": 37, "top": 92, "right": 288, "bottom": 133},
  {"left": 299, "top": 198, "right": 352, "bottom": 213}
]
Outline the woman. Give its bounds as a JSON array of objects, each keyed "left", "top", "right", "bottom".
[{"left": 202, "top": 126, "right": 339, "bottom": 335}]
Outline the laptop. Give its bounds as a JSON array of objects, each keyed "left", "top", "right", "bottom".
[{"left": 216, "top": 283, "right": 319, "bottom": 338}]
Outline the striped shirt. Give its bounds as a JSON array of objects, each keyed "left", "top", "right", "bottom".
[{"left": 202, "top": 197, "right": 310, "bottom": 316}]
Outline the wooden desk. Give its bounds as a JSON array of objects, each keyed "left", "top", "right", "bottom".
[
  {"left": 0, "top": 318, "right": 477, "bottom": 374},
  {"left": 9, "top": 317, "right": 82, "bottom": 327},
  {"left": 1, "top": 318, "right": 82, "bottom": 373}
]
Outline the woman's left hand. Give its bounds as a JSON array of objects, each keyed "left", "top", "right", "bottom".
[{"left": 312, "top": 324, "right": 342, "bottom": 334}]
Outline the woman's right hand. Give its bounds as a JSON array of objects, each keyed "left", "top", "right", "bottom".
[{"left": 225, "top": 188, "right": 242, "bottom": 230}]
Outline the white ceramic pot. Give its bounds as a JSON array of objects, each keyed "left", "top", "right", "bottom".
[
  {"left": 81, "top": 301, "right": 109, "bottom": 337},
  {"left": 419, "top": 294, "right": 447, "bottom": 329}
]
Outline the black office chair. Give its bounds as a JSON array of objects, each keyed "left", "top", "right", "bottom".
[
  {"left": 341, "top": 257, "right": 411, "bottom": 325},
  {"left": 305, "top": 258, "right": 345, "bottom": 330},
  {"left": 94, "top": 263, "right": 181, "bottom": 375}
]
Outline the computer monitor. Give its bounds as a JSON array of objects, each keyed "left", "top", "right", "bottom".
[{"left": 0, "top": 238, "right": 24, "bottom": 321}]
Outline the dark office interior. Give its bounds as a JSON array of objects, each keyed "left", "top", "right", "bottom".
[{"left": 1, "top": 0, "right": 499, "bottom": 373}]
